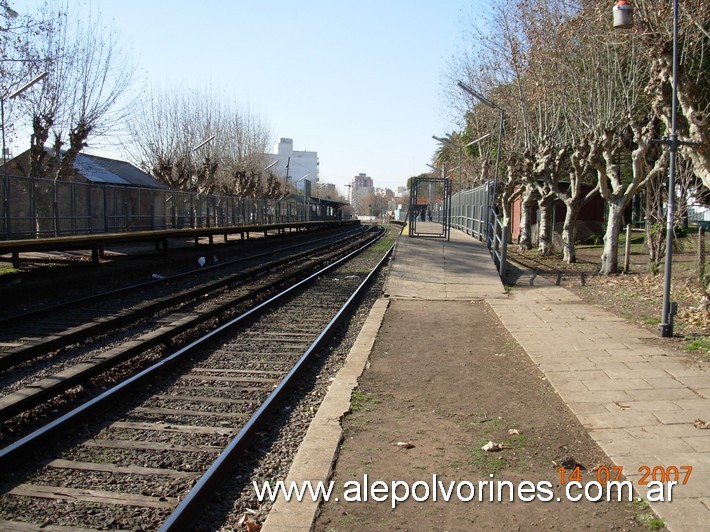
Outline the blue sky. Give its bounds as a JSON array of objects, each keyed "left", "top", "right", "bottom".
[{"left": 10, "top": 1, "right": 479, "bottom": 193}]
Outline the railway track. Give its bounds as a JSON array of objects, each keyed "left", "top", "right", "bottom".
[
  {"left": 0, "top": 224, "right": 395, "bottom": 530},
  {"left": 0, "top": 226, "right": 372, "bottom": 437},
  {"left": 0, "top": 225, "right": 368, "bottom": 368}
]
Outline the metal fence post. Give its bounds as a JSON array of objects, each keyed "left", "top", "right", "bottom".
[
  {"left": 624, "top": 223, "right": 632, "bottom": 273},
  {"left": 499, "top": 220, "right": 508, "bottom": 278},
  {"left": 698, "top": 225, "right": 706, "bottom": 282}
]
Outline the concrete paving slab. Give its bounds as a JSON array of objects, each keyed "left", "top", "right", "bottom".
[{"left": 488, "top": 280, "right": 709, "bottom": 531}]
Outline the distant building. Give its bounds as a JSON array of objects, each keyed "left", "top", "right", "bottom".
[
  {"left": 350, "top": 172, "right": 374, "bottom": 214},
  {"left": 317, "top": 183, "right": 338, "bottom": 199},
  {"left": 267, "top": 138, "right": 318, "bottom": 193}
]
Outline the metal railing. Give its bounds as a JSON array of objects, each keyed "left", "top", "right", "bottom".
[
  {"left": 449, "top": 182, "right": 491, "bottom": 241},
  {"left": 490, "top": 210, "right": 509, "bottom": 277},
  {"left": 1, "top": 174, "right": 334, "bottom": 240}
]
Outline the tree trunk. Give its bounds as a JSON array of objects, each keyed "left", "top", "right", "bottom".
[
  {"left": 561, "top": 199, "right": 581, "bottom": 263},
  {"left": 518, "top": 184, "right": 536, "bottom": 250},
  {"left": 537, "top": 195, "right": 554, "bottom": 256},
  {"left": 30, "top": 115, "right": 53, "bottom": 178},
  {"left": 600, "top": 202, "right": 625, "bottom": 275}
]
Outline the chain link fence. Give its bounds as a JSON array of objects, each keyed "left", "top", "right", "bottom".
[{"left": 1, "top": 174, "right": 324, "bottom": 240}]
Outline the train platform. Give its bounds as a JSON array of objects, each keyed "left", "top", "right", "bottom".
[{"left": 263, "top": 225, "right": 709, "bottom": 531}]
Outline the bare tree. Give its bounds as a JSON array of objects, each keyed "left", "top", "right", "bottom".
[
  {"left": 128, "top": 86, "right": 272, "bottom": 197},
  {"left": 14, "top": 2, "right": 135, "bottom": 180},
  {"left": 1, "top": 0, "right": 54, "bottom": 166},
  {"left": 628, "top": 0, "right": 710, "bottom": 187}
]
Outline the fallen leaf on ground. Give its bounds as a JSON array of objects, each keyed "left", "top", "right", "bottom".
[
  {"left": 482, "top": 441, "right": 504, "bottom": 452},
  {"left": 394, "top": 441, "right": 415, "bottom": 449},
  {"left": 238, "top": 512, "right": 261, "bottom": 532}
]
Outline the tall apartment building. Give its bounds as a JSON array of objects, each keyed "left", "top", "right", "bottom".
[
  {"left": 350, "top": 172, "right": 374, "bottom": 214},
  {"left": 267, "top": 138, "right": 318, "bottom": 193}
]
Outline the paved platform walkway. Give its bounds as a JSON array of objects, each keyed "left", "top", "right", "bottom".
[{"left": 263, "top": 227, "right": 709, "bottom": 531}]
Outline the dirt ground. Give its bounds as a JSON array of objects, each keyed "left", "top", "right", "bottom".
[{"left": 314, "top": 300, "right": 660, "bottom": 531}]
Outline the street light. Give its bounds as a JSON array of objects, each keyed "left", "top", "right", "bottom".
[
  {"left": 612, "top": 1, "right": 674, "bottom": 337},
  {"left": 612, "top": 0, "right": 634, "bottom": 28},
  {"left": 2, "top": 71, "right": 48, "bottom": 238},
  {"left": 433, "top": 133, "right": 491, "bottom": 191},
  {"left": 192, "top": 135, "right": 215, "bottom": 152},
  {"left": 456, "top": 81, "right": 505, "bottom": 205},
  {"left": 457, "top": 80, "right": 505, "bottom": 245},
  {"left": 187, "top": 134, "right": 214, "bottom": 227},
  {"left": 659, "top": 0, "right": 679, "bottom": 338},
  {"left": 613, "top": 1, "right": 680, "bottom": 337}
]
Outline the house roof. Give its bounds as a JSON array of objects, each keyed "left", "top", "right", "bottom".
[
  {"left": 73, "top": 153, "right": 169, "bottom": 189},
  {"left": 1, "top": 149, "right": 170, "bottom": 190}
]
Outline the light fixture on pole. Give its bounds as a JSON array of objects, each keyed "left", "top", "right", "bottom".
[
  {"left": 192, "top": 135, "right": 215, "bottom": 152},
  {"left": 433, "top": 133, "right": 491, "bottom": 191},
  {"left": 456, "top": 81, "right": 504, "bottom": 206},
  {"left": 187, "top": 134, "right": 214, "bottom": 227},
  {"left": 432, "top": 135, "right": 460, "bottom": 191},
  {"left": 3, "top": 4, "right": 18, "bottom": 18},
  {"left": 457, "top": 81, "right": 505, "bottom": 247},
  {"left": 612, "top": 0, "right": 634, "bottom": 28},
  {"left": 2, "top": 71, "right": 48, "bottom": 239}
]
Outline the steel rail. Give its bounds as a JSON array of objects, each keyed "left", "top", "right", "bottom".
[
  {"left": 0, "top": 226, "right": 366, "bottom": 327},
  {"left": 0, "top": 227, "right": 386, "bottom": 470},
  {"left": 0, "top": 226, "right": 368, "bottom": 370},
  {"left": 0, "top": 228, "right": 377, "bottom": 421},
  {"left": 160, "top": 237, "right": 395, "bottom": 531}
]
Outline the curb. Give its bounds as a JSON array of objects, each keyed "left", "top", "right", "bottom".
[{"left": 261, "top": 298, "right": 390, "bottom": 531}]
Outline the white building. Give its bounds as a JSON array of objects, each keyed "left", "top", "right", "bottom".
[{"left": 267, "top": 138, "right": 318, "bottom": 193}]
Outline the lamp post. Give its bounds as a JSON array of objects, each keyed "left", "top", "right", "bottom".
[
  {"left": 432, "top": 136, "right": 461, "bottom": 191},
  {"left": 659, "top": 0, "right": 679, "bottom": 337},
  {"left": 456, "top": 80, "right": 505, "bottom": 245},
  {"left": 2, "top": 71, "right": 48, "bottom": 239},
  {"left": 456, "top": 81, "right": 505, "bottom": 206},
  {"left": 262, "top": 159, "right": 278, "bottom": 196},
  {"left": 344, "top": 183, "right": 352, "bottom": 216},
  {"left": 613, "top": 0, "right": 680, "bottom": 337},
  {"left": 188, "top": 134, "right": 214, "bottom": 228},
  {"left": 432, "top": 133, "right": 491, "bottom": 191}
]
